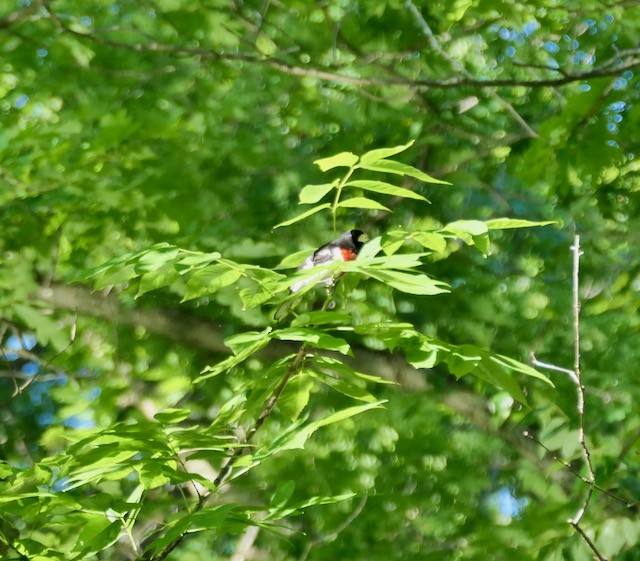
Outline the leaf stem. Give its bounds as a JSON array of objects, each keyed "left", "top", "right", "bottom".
[{"left": 331, "top": 167, "right": 356, "bottom": 235}]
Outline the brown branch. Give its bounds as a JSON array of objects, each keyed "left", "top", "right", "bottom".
[
  {"left": 522, "top": 431, "right": 633, "bottom": 508},
  {"left": 404, "top": 0, "right": 538, "bottom": 138},
  {"left": 36, "top": 284, "right": 229, "bottom": 355},
  {"left": 299, "top": 496, "right": 368, "bottom": 561},
  {"left": 571, "top": 522, "right": 607, "bottom": 561},
  {"left": 33, "top": 1, "right": 640, "bottom": 92}
]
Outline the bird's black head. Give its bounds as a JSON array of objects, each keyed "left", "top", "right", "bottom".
[{"left": 337, "top": 229, "right": 369, "bottom": 253}]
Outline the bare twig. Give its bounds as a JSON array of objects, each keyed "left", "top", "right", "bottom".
[
  {"left": 404, "top": 0, "right": 539, "bottom": 138},
  {"left": 4, "top": 312, "right": 77, "bottom": 398},
  {"left": 522, "top": 431, "right": 632, "bottom": 508},
  {"left": 568, "top": 236, "right": 597, "bottom": 525},
  {"left": 572, "top": 523, "right": 607, "bottom": 561},
  {"left": 529, "top": 236, "right": 607, "bottom": 561},
  {"left": 529, "top": 352, "right": 579, "bottom": 384},
  {"left": 299, "top": 496, "right": 368, "bottom": 561},
  {"left": 567, "top": 236, "right": 605, "bottom": 559}
]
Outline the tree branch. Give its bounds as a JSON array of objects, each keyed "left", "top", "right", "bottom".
[
  {"left": 566, "top": 236, "right": 606, "bottom": 559},
  {"left": 404, "top": 0, "right": 538, "bottom": 138},
  {"left": 143, "top": 290, "right": 336, "bottom": 561},
  {"left": 32, "top": 1, "right": 640, "bottom": 93}
]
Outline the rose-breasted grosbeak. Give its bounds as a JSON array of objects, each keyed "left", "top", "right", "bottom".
[
  {"left": 274, "top": 230, "right": 368, "bottom": 321},
  {"left": 290, "top": 229, "right": 368, "bottom": 293}
]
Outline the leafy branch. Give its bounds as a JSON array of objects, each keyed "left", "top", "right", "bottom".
[{"left": 3, "top": 142, "right": 558, "bottom": 560}]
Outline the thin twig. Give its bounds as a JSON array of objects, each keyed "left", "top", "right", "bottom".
[
  {"left": 529, "top": 352, "right": 579, "bottom": 384},
  {"left": 529, "top": 236, "right": 607, "bottom": 561},
  {"left": 522, "top": 431, "right": 632, "bottom": 508},
  {"left": 5, "top": 312, "right": 77, "bottom": 398},
  {"left": 567, "top": 236, "right": 606, "bottom": 560},
  {"left": 299, "top": 496, "right": 368, "bottom": 561},
  {"left": 572, "top": 523, "right": 607, "bottom": 561},
  {"left": 569, "top": 235, "right": 597, "bottom": 527},
  {"left": 404, "top": 0, "right": 538, "bottom": 138}
]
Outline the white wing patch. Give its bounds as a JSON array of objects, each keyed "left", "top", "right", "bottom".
[{"left": 290, "top": 246, "right": 343, "bottom": 293}]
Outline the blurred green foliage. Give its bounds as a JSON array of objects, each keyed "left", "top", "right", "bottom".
[{"left": 1, "top": 0, "right": 639, "bottom": 560}]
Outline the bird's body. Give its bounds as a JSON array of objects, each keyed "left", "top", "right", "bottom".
[{"left": 290, "top": 229, "right": 367, "bottom": 293}]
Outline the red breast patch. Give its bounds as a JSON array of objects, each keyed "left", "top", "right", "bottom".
[{"left": 340, "top": 248, "right": 357, "bottom": 261}]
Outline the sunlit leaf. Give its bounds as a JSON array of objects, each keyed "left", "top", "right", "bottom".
[
  {"left": 314, "top": 152, "right": 359, "bottom": 171},
  {"left": 299, "top": 183, "right": 336, "bottom": 204},
  {"left": 358, "top": 159, "right": 450, "bottom": 184},
  {"left": 359, "top": 141, "right": 415, "bottom": 163},
  {"left": 485, "top": 218, "right": 557, "bottom": 230},
  {"left": 273, "top": 203, "right": 331, "bottom": 229},
  {"left": 345, "top": 179, "right": 428, "bottom": 201},
  {"left": 338, "top": 197, "right": 391, "bottom": 211}
]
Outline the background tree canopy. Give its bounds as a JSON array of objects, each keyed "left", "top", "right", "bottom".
[{"left": 1, "top": 0, "right": 639, "bottom": 560}]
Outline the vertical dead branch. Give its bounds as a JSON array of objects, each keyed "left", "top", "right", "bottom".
[
  {"left": 530, "top": 235, "right": 607, "bottom": 561},
  {"left": 567, "top": 236, "right": 604, "bottom": 559}
]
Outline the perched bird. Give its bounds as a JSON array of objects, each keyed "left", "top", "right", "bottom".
[
  {"left": 274, "top": 230, "right": 368, "bottom": 321},
  {"left": 290, "top": 229, "right": 369, "bottom": 293}
]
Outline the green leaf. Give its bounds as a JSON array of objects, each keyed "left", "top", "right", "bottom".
[
  {"left": 345, "top": 179, "right": 428, "bottom": 201},
  {"left": 272, "top": 328, "right": 352, "bottom": 355},
  {"left": 442, "top": 220, "right": 489, "bottom": 236},
  {"left": 270, "top": 480, "right": 296, "bottom": 509},
  {"left": 73, "top": 514, "right": 121, "bottom": 557},
  {"left": 488, "top": 353, "right": 553, "bottom": 386},
  {"left": 363, "top": 269, "right": 450, "bottom": 295},
  {"left": 270, "top": 401, "right": 386, "bottom": 452},
  {"left": 267, "top": 491, "right": 357, "bottom": 519},
  {"left": 357, "top": 253, "right": 424, "bottom": 269},
  {"left": 225, "top": 329, "right": 273, "bottom": 355},
  {"left": 255, "top": 33, "right": 277, "bottom": 56},
  {"left": 275, "top": 249, "right": 313, "bottom": 269},
  {"left": 299, "top": 183, "right": 336, "bottom": 204},
  {"left": 308, "top": 368, "right": 377, "bottom": 402},
  {"left": 144, "top": 515, "right": 193, "bottom": 555},
  {"left": 12, "top": 304, "right": 69, "bottom": 350},
  {"left": 314, "top": 152, "right": 359, "bottom": 171},
  {"left": 155, "top": 408, "right": 191, "bottom": 424},
  {"left": 278, "top": 372, "right": 314, "bottom": 421},
  {"left": 273, "top": 203, "right": 331, "bottom": 229},
  {"left": 183, "top": 264, "right": 243, "bottom": 301},
  {"left": 412, "top": 232, "right": 448, "bottom": 254},
  {"left": 484, "top": 218, "right": 557, "bottom": 230},
  {"left": 197, "top": 334, "right": 272, "bottom": 382},
  {"left": 359, "top": 141, "right": 414, "bottom": 163},
  {"left": 313, "top": 355, "right": 396, "bottom": 385},
  {"left": 358, "top": 159, "right": 450, "bottom": 184},
  {"left": 133, "top": 246, "right": 180, "bottom": 274},
  {"left": 291, "top": 311, "right": 351, "bottom": 327},
  {"left": 136, "top": 264, "right": 180, "bottom": 297},
  {"left": 356, "top": 236, "right": 383, "bottom": 259},
  {"left": 338, "top": 197, "right": 391, "bottom": 212},
  {"left": 191, "top": 504, "right": 241, "bottom": 530}
]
